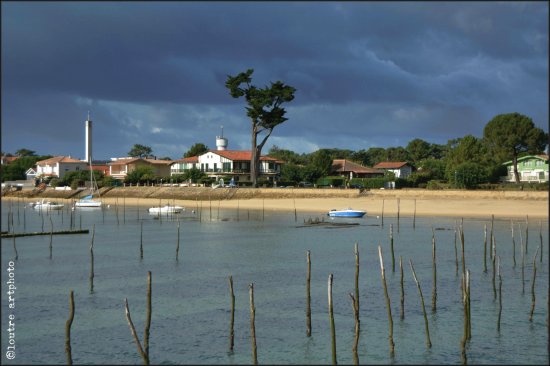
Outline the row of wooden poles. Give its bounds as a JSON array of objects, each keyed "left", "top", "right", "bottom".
[{"left": 61, "top": 216, "right": 545, "bottom": 365}]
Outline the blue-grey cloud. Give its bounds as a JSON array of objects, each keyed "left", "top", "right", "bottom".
[{"left": 2, "top": 1, "right": 548, "bottom": 160}]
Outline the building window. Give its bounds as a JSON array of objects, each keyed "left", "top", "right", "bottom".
[{"left": 214, "top": 163, "right": 217, "bottom": 172}]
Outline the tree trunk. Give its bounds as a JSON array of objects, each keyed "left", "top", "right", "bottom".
[
  {"left": 251, "top": 121, "right": 258, "bottom": 187},
  {"left": 513, "top": 155, "right": 520, "bottom": 183}
]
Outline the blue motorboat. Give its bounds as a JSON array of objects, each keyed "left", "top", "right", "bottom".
[{"left": 327, "top": 208, "right": 366, "bottom": 218}]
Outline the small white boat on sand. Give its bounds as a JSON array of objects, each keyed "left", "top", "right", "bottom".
[
  {"left": 327, "top": 208, "right": 366, "bottom": 218},
  {"left": 31, "top": 199, "right": 65, "bottom": 211},
  {"left": 148, "top": 205, "right": 185, "bottom": 214}
]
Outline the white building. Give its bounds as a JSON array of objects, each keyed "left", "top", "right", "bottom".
[
  {"left": 35, "top": 156, "right": 89, "bottom": 179},
  {"left": 372, "top": 161, "right": 413, "bottom": 179}
]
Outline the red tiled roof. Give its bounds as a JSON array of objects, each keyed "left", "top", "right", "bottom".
[
  {"left": 206, "top": 150, "right": 278, "bottom": 161},
  {"left": 373, "top": 161, "right": 409, "bottom": 169},
  {"left": 172, "top": 156, "right": 199, "bottom": 163},
  {"left": 108, "top": 158, "right": 172, "bottom": 166},
  {"left": 36, "top": 156, "right": 86, "bottom": 165},
  {"left": 332, "top": 159, "right": 383, "bottom": 174}
]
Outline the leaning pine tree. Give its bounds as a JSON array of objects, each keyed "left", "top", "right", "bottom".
[{"left": 226, "top": 69, "right": 296, "bottom": 187}]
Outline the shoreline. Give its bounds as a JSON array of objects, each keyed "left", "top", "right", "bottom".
[{"left": 3, "top": 187, "right": 548, "bottom": 220}]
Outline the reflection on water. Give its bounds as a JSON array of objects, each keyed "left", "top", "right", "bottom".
[{"left": 1, "top": 201, "right": 548, "bottom": 364}]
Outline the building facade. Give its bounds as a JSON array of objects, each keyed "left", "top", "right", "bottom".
[
  {"left": 502, "top": 155, "right": 549, "bottom": 183},
  {"left": 35, "top": 156, "right": 89, "bottom": 179}
]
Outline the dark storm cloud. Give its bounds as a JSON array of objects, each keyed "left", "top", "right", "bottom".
[{"left": 2, "top": 1, "right": 548, "bottom": 159}]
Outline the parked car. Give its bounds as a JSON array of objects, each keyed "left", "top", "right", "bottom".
[
  {"left": 298, "top": 181, "right": 313, "bottom": 188},
  {"left": 349, "top": 183, "right": 364, "bottom": 189}
]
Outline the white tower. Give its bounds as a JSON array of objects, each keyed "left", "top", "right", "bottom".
[
  {"left": 216, "top": 125, "right": 228, "bottom": 151},
  {"left": 85, "top": 111, "right": 92, "bottom": 163}
]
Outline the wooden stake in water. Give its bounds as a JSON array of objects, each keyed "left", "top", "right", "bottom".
[
  {"left": 378, "top": 245, "right": 395, "bottom": 357},
  {"left": 65, "top": 290, "right": 75, "bottom": 365},
  {"left": 389, "top": 224, "right": 395, "bottom": 272},
  {"left": 400, "top": 256, "right": 404, "bottom": 320},
  {"left": 492, "top": 236, "right": 497, "bottom": 300},
  {"left": 49, "top": 216, "right": 54, "bottom": 259},
  {"left": 525, "top": 215, "right": 529, "bottom": 253},
  {"left": 409, "top": 259, "right": 431, "bottom": 348},
  {"left": 306, "top": 250, "right": 312, "bottom": 337},
  {"left": 354, "top": 243, "right": 360, "bottom": 330},
  {"left": 140, "top": 222, "right": 144, "bottom": 260},
  {"left": 328, "top": 273, "right": 337, "bottom": 364},
  {"left": 520, "top": 226, "right": 525, "bottom": 294},
  {"left": 511, "top": 220, "right": 516, "bottom": 267},
  {"left": 12, "top": 235, "right": 18, "bottom": 261},
  {"left": 489, "top": 214, "right": 494, "bottom": 260},
  {"left": 454, "top": 222, "right": 459, "bottom": 275},
  {"left": 175, "top": 221, "right": 180, "bottom": 261},
  {"left": 483, "top": 223, "right": 488, "bottom": 273},
  {"left": 249, "top": 283, "right": 258, "bottom": 365},
  {"left": 228, "top": 275, "right": 235, "bottom": 351},
  {"left": 144, "top": 271, "right": 152, "bottom": 359},
  {"left": 497, "top": 256, "right": 502, "bottom": 332},
  {"left": 90, "top": 224, "right": 95, "bottom": 294},
  {"left": 124, "top": 298, "right": 149, "bottom": 365},
  {"left": 539, "top": 221, "right": 543, "bottom": 263},
  {"left": 397, "top": 198, "right": 400, "bottom": 232},
  {"left": 293, "top": 199, "right": 297, "bottom": 222},
  {"left": 529, "top": 248, "right": 539, "bottom": 322},
  {"left": 349, "top": 293, "right": 359, "bottom": 365},
  {"left": 431, "top": 227, "right": 437, "bottom": 313}
]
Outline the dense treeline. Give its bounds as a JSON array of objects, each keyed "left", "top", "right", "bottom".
[{"left": 2, "top": 112, "right": 547, "bottom": 189}]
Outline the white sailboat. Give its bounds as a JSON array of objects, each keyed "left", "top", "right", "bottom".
[{"left": 75, "top": 162, "right": 102, "bottom": 208}]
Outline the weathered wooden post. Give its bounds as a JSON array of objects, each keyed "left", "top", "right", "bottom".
[
  {"left": 65, "top": 290, "right": 75, "bottom": 365},
  {"left": 124, "top": 298, "right": 149, "bottom": 365},
  {"left": 497, "top": 256, "right": 502, "bottom": 332},
  {"left": 520, "top": 226, "right": 525, "bottom": 294},
  {"left": 389, "top": 224, "right": 395, "bottom": 272},
  {"left": 511, "top": 220, "right": 516, "bottom": 267},
  {"left": 306, "top": 250, "right": 312, "bottom": 337},
  {"left": 12, "top": 235, "right": 18, "bottom": 261},
  {"left": 396, "top": 198, "right": 400, "bottom": 232},
  {"left": 328, "top": 273, "right": 337, "bottom": 364},
  {"left": 431, "top": 227, "right": 437, "bottom": 312},
  {"left": 49, "top": 216, "right": 54, "bottom": 259},
  {"left": 454, "top": 222, "right": 459, "bottom": 275},
  {"left": 354, "top": 243, "right": 360, "bottom": 330},
  {"left": 140, "top": 222, "right": 144, "bottom": 260},
  {"left": 539, "top": 221, "right": 543, "bottom": 263},
  {"left": 90, "top": 224, "right": 95, "bottom": 293},
  {"left": 483, "top": 224, "right": 488, "bottom": 273},
  {"left": 378, "top": 245, "right": 395, "bottom": 357},
  {"left": 492, "top": 235, "right": 497, "bottom": 300},
  {"left": 525, "top": 214, "right": 529, "bottom": 253},
  {"left": 529, "top": 248, "right": 539, "bottom": 322},
  {"left": 249, "top": 283, "right": 258, "bottom": 365},
  {"left": 409, "top": 259, "right": 431, "bottom": 348},
  {"left": 175, "top": 220, "right": 180, "bottom": 261},
  {"left": 228, "top": 275, "right": 235, "bottom": 351},
  {"left": 400, "top": 256, "right": 404, "bottom": 320},
  {"left": 349, "top": 293, "right": 359, "bottom": 365},
  {"left": 144, "top": 271, "right": 152, "bottom": 359}
]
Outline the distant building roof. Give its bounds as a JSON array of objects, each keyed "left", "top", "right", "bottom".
[
  {"left": 108, "top": 158, "right": 172, "bottom": 166},
  {"left": 373, "top": 161, "right": 410, "bottom": 169},
  {"left": 36, "top": 156, "right": 85, "bottom": 165},
  {"left": 503, "top": 154, "right": 549, "bottom": 165},
  {"left": 172, "top": 156, "right": 199, "bottom": 164},
  {"left": 332, "top": 159, "right": 383, "bottom": 174}
]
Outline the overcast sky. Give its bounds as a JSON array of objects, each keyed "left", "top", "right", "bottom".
[{"left": 2, "top": 1, "right": 548, "bottom": 161}]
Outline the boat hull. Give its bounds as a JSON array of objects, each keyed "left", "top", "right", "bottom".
[
  {"left": 327, "top": 210, "right": 366, "bottom": 218},
  {"left": 148, "top": 206, "right": 184, "bottom": 214},
  {"left": 75, "top": 200, "right": 102, "bottom": 208}
]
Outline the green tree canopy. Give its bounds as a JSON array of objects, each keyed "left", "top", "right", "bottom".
[
  {"left": 15, "top": 148, "right": 36, "bottom": 157},
  {"left": 267, "top": 145, "right": 306, "bottom": 165},
  {"left": 128, "top": 144, "right": 153, "bottom": 158},
  {"left": 124, "top": 166, "right": 155, "bottom": 184},
  {"left": 483, "top": 112, "right": 548, "bottom": 183},
  {"left": 226, "top": 68, "right": 296, "bottom": 187},
  {"left": 184, "top": 143, "right": 209, "bottom": 158},
  {"left": 309, "top": 149, "right": 333, "bottom": 176}
]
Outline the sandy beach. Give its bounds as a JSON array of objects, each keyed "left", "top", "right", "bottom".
[{"left": 5, "top": 187, "right": 546, "bottom": 220}]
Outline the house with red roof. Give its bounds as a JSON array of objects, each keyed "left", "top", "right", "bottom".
[
  {"left": 35, "top": 156, "right": 89, "bottom": 179},
  {"left": 108, "top": 157, "right": 173, "bottom": 180},
  {"left": 372, "top": 161, "right": 413, "bottom": 179},
  {"left": 171, "top": 149, "right": 283, "bottom": 185},
  {"left": 331, "top": 159, "right": 384, "bottom": 179}
]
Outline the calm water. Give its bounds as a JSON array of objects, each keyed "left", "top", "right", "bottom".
[{"left": 1, "top": 199, "right": 548, "bottom": 365}]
